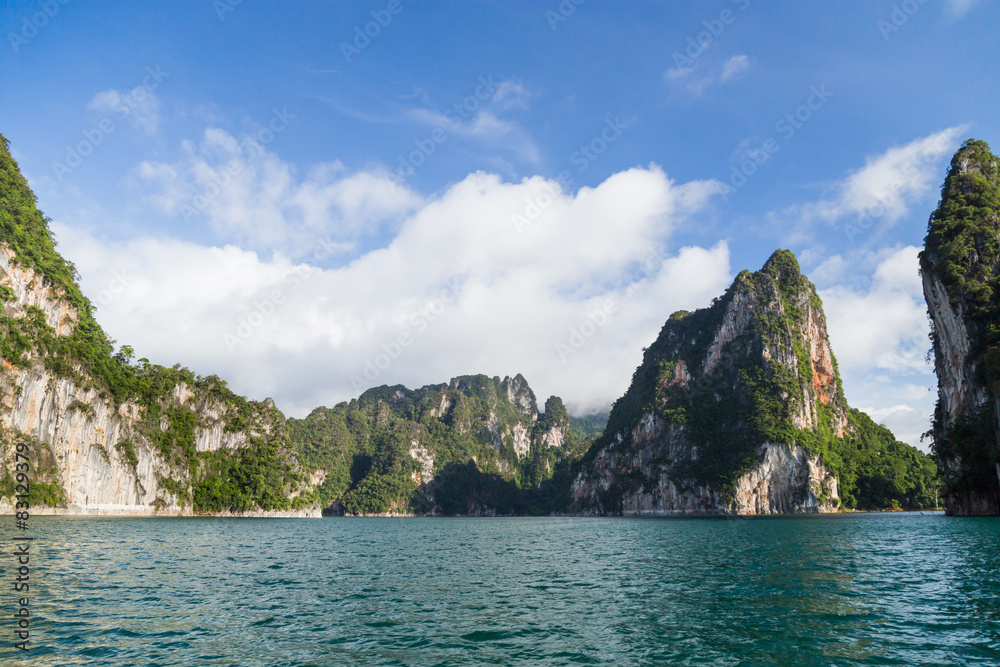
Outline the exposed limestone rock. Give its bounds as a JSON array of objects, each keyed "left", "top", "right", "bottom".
[
  {"left": 922, "top": 269, "right": 985, "bottom": 423},
  {"left": 409, "top": 443, "right": 435, "bottom": 485},
  {"left": 501, "top": 373, "right": 538, "bottom": 416},
  {"left": 920, "top": 138, "right": 1000, "bottom": 515},
  {"left": 571, "top": 250, "right": 849, "bottom": 515},
  {"left": 0, "top": 248, "right": 78, "bottom": 336},
  {"left": 0, "top": 247, "right": 318, "bottom": 517}
]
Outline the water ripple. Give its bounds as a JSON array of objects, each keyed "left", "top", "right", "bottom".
[{"left": 0, "top": 513, "right": 998, "bottom": 665}]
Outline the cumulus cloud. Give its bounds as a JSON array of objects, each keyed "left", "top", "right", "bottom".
[
  {"left": 820, "top": 246, "right": 929, "bottom": 373},
  {"left": 817, "top": 246, "right": 934, "bottom": 448},
  {"left": 137, "top": 127, "right": 423, "bottom": 255},
  {"left": 56, "top": 165, "right": 731, "bottom": 418}
]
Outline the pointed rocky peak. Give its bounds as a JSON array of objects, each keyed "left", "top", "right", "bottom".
[
  {"left": 534, "top": 395, "right": 571, "bottom": 449},
  {"left": 945, "top": 138, "right": 999, "bottom": 185},
  {"left": 501, "top": 373, "right": 538, "bottom": 416},
  {"left": 542, "top": 396, "right": 569, "bottom": 422},
  {"left": 572, "top": 247, "right": 936, "bottom": 515},
  {"left": 761, "top": 248, "right": 802, "bottom": 280},
  {"left": 757, "top": 248, "right": 820, "bottom": 311},
  {"left": 921, "top": 139, "right": 1000, "bottom": 320}
]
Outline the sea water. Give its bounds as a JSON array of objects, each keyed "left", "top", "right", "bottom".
[{"left": 1, "top": 513, "right": 997, "bottom": 665}]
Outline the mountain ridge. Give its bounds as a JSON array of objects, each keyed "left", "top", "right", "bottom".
[
  {"left": 0, "top": 132, "right": 937, "bottom": 517},
  {"left": 569, "top": 249, "right": 937, "bottom": 514}
]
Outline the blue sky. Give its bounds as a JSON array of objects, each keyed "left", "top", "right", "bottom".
[{"left": 1, "top": 0, "right": 997, "bottom": 447}]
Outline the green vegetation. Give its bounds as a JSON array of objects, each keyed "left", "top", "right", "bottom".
[
  {"left": 568, "top": 409, "right": 609, "bottom": 445},
  {"left": 0, "top": 131, "right": 941, "bottom": 517},
  {"left": 578, "top": 249, "right": 938, "bottom": 512},
  {"left": 289, "top": 375, "right": 597, "bottom": 515},
  {"left": 192, "top": 439, "right": 312, "bottom": 512},
  {"left": 0, "top": 133, "right": 312, "bottom": 513},
  {"left": 115, "top": 439, "right": 139, "bottom": 470},
  {"left": 920, "top": 138, "right": 1000, "bottom": 511}
]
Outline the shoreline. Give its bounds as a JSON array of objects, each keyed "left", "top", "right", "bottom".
[
  {"left": 0, "top": 503, "right": 322, "bottom": 518},
  {"left": 1, "top": 505, "right": 947, "bottom": 519}
]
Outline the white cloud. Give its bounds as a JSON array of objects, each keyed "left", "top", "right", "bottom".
[
  {"left": 720, "top": 55, "right": 751, "bottom": 82},
  {"left": 818, "top": 245, "right": 934, "bottom": 448},
  {"left": 409, "top": 108, "right": 540, "bottom": 164},
  {"left": 857, "top": 400, "right": 931, "bottom": 450},
  {"left": 821, "top": 246, "right": 929, "bottom": 373},
  {"left": 809, "top": 254, "right": 847, "bottom": 286},
  {"left": 54, "top": 166, "right": 731, "bottom": 419},
  {"left": 401, "top": 78, "right": 540, "bottom": 164},
  {"left": 788, "top": 127, "right": 965, "bottom": 240},
  {"left": 88, "top": 88, "right": 162, "bottom": 135},
  {"left": 137, "top": 127, "right": 423, "bottom": 254}
]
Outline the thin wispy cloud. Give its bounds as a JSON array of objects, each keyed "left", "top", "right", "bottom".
[
  {"left": 774, "top": 126, "right": 966, "bottom": 242},
  {"left": 405, "top": 79, "right": 541, "bottom": 163},
  {"left": 720, "top": 55, "right": 751, "bottom": 82},
  {"left": 945, "top": 0, "right": 978, "bottom": 17},
  {"left": 665, "top": 54, "right": 752, "bottom": 95},
  {"left": 296, "top": 64, "right": 342, "bottom": 75},
  {"left": 89, "top": 88, "right": 162, "bottom": 135}
]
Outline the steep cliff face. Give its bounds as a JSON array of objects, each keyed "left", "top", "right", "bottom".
[
  {"left": 920, "top": 138, "right": 1000, "bottom": 516},
  {"left": 289, "top": 374, "right": 580, "bottom": 515},
  {"left": 0, "top": 250, "right": 317, "bottom": 516},
  {"left": 0, "top": 134, "right": 318, "bottom": 516},
  {"left": 571, "top": 250, "right": 936, "bottom": 515}
]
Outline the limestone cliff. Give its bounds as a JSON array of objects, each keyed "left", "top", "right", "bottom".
[
  {"left": 570, "top": 250, "right": 936, "bottom": 515},
  {"left": 289, "top": 374, "right": 579, "bottom": 515},
  {"left": 0, "top": 134, "right": 319, "bottom": 516},
  {"left": 920, "top": 138, "right": 1000, "bottom": 516}
]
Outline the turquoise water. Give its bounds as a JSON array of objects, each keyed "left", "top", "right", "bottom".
[{"left": 1, "top": 513, "right": 998, "bottom": 665}]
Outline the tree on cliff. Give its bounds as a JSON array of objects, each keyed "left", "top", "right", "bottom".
[{"left": 920, "top": 138, "right": 1000, "bottom": 515}]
